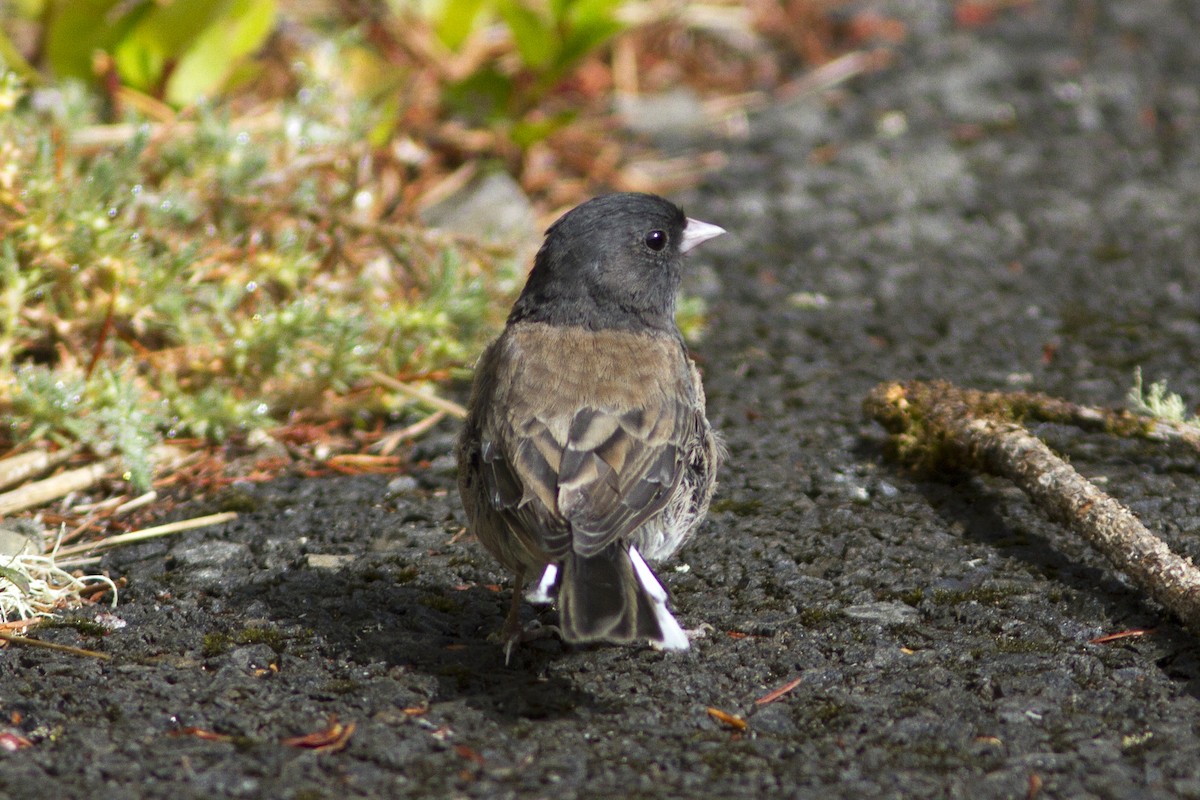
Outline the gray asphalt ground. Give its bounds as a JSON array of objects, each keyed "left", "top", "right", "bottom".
[{"left": 3, "top": 1, "right": 1200, "bottom": 798}]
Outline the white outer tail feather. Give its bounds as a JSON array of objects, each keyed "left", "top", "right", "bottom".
[
  {"left": 526, "top": 550, "right": 689, "bottom": 650},
  {"left": 628, "top": 545, "right": 689, "bottom": 650},
  {"left": 527, "top": 563, "right": 558, "bottom": 604}
]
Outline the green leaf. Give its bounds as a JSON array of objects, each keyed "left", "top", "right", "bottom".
[
  {"left": 0, "top": 565, "right": 31, "bottom": 595},
  {"left": 0, "top": 26, "right": 39, "bottom": 81},
  {"left": 510, "top": 109, "right": 575, "bottom": 147},
  {"left": 165, "top": 0, "right": 277, "bottom": 104},
  {"left": 444, "top": 67, "right": 514, "bottom": 122},
  {"left": 367, "top": 94, "right": 401, "bottom": 148},
  {"left": 112, "top": 0, "right": 222, "bottom": 92},
  {"left": 433, "top": 0, "right": 490, "bottom": 51},
  {"left": 497, "top": 0, "right": 555, "bottom": 69},
  {"left": 45, "top": 0, "right": 142, "bottom": 82},
  {"left": 559, "top": 0, "right": 623, "bottom": 69},
  {"left": 557, "top": 17, "right": 621, "bottom": 73}
]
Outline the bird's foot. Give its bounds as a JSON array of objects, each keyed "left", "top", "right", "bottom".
[{"left": 498, "top": 621, "right": 561, "bottom": 665}]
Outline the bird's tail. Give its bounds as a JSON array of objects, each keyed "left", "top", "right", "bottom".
[{"left": 556, "top": 544, "right": 689, "bottom": 650}]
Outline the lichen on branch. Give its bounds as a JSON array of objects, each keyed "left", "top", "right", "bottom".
[{"left": 864, "top": 380, "right": 1200, "bottom": 638}]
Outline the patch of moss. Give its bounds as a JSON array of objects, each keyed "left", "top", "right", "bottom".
[
  {"left": 230, "top": 735, "right": 259, "bottom": 752},
  {"left": 437, "top": 664, "right": 474, "bottom": 691},
  {"left": 877, "top": 587, "right": 925, "bottom": 606},
  {"left": 234, "top": 626, "right": 286, "bottom": 653},
  {"left": 992, "top": 637, "right": 1052, "bottom": 655},
  {"left": 42, "top": 617, "right": 108, "bottom": 637},
  {"left": 202, "top": 632, "right": 233, "bottom": 657},
  {"left": 359, "top": 566, "right": 387, "bottom": 583},
  {"left": 419, "top": 593, "right": 463, "bottom": 614},
  {"left": 797, "top": 606, "right": 842, "bottom": 627},
  {"left": 217, "top": 488, "right": 261, "bottom": 514},
  {"left": 930, "top": 585, "right": 1021, "bottom": 607},
  {"left": 711, "top": 498, "right": 765, "bottom": 516},
  {"left": 321, "top": 679, "right": 362, "bottom": 695},
  {"left": 394, "top": 565, "right": 420, "bottom": 584},
  {"left": 809, "top": 701, "right": 848, "bottom": 725}
]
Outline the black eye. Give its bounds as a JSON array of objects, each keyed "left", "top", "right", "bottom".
[{"left": 644, "top": 230, "right": 667, "bottom": 251}]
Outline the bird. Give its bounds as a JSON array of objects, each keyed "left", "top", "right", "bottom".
[{"left": 456, "top": 192, "right": 725, "bottom": 660}]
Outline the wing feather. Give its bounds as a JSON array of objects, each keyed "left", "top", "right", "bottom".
[{"left": 469, "top": 323, "right": 697, "bottom": 562}]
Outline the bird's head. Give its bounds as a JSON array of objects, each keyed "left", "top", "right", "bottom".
[{"left": 508, "top": 193, "right": 725, "bottom": 333}]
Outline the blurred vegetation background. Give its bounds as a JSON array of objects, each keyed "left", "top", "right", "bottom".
[{"left": 0, "top": 0, "right": 903, "bottom": 518}]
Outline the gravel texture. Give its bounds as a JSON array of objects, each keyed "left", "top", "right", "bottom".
[{"left": 4, "top": 2, "right": 1200, "bottom": 798}]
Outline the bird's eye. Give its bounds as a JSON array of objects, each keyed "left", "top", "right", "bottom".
[{"left": 644, "top": 230, "right": 668, "bottom": 251}]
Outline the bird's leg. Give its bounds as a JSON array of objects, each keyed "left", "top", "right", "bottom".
[
  {"left": 498, "top": 570, "right": 563, "bottom": 664},
  {"left": 500, "top": 571, "right": 527, "bottom": 664}
]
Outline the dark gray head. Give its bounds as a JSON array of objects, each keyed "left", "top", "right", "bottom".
[{"left": 507, "top": 193, "right": 725, "bottom": 333}]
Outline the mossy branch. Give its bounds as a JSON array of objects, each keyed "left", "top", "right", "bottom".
[{"left": 863, "top": 380, "right": 1200, "bottom": 637}]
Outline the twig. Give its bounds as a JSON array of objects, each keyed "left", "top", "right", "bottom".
[
  {"left": 864, "top": 381, "right": 1200, "bottom": 637},
  {"left": 0, "top": 630, "right": 112, "bottom": 660},
  {"left": 778, "top": 50, "right": 890, "bottom": 100},
  {"left": 998, "top": 386, "right": 1200, "bottom": 454},
  {"left": 371, "top": 371, "right": 467, "bottom": 418},
  {"left": 85, "top": 289, "right": 119, "bottom": 380},
  {"left": 0, "top": 459, "right": 119, "bottom": 517},
  {"left": 115, "top": 491, "right": 158, "bottom": 516},
  {"left": 706, "top": 707, "right": 748, "bottom": 731},
  {"left": 67, "top": 111, "right": 284, "bottom": 154},
  {"left": 52, "top": 512, "right": 239, "bottom": 558},
  {"left": 1088, "top": 628, "right": 1155, "bottom": 645},
  {"left": 69, "top": 494, "right": 126, "bottom": 514},
  {"left": 280, "top": 715, "right": 356, "bottom": 752},
  {"left": 372, "top": 410, "right": 448, "bottom": 455},
  {"left": 755, "top": 676, "right": 803, "bottom": 706},
  {"left": 0, "top": 618, "right": 41, "bottom": 633},
  {"left": 0, "top": 447, "right": 81, "bottom": 492}
]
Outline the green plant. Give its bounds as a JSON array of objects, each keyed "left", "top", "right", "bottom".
[
  {"left": 0, "top": 71, "right": 520, "bottom": 479},
  {"left": 7, "top": 0, "right": 277, "bottom": 105},
  {"left": 426, "top": 0, "right": 625, "bottom": 143}
]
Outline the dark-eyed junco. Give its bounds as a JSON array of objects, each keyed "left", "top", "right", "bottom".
[{"left": 457, "top": 192, "right": 725, "bottom": 659}]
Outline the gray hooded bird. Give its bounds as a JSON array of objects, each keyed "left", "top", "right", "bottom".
[{"left": 456, "top": 192, "right": 724, "bottom": 659}]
